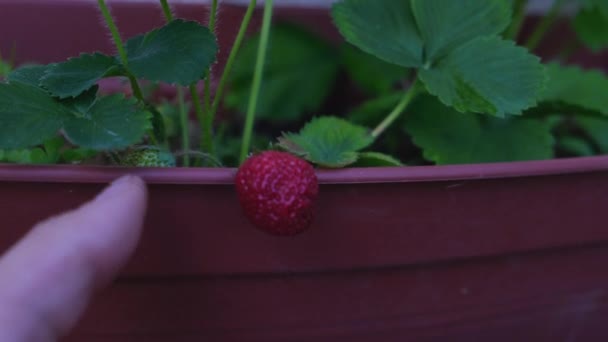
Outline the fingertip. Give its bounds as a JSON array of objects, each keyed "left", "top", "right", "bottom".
[
  {"left": 0, "top": 174, "right": 150, "bottom": 339},
  {"left": 94, "top": 174, "right": 148, "bottom": 204}
]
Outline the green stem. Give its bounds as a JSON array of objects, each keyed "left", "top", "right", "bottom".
[
  {"left": 210, "top": 0, "right": 257, "bottom": 129},
  {"left": 159, "top": 0, "right": 174, "bottom": 21},
  {"left": 505, "top": 0, "right": 528, "bottom": 40},
  {"left": 177, "top": 87, "right": 190, "bottom": 167},
  {"left": 240, "top": 0, "right": 273, "bottom": 164},
  {"left": 190, "top": 85, "right": 206, "bottom": 147},
  {"left": 97, "top": 0, "right": 128, "bottom": 67},
  {"left": 208, "top": 0, "right": 219, "bottom": 31},
  {"left": 200, "top": 0, "right": 220, "bottom": 155},
  {"left": 97, "top": 0, "right": 145, "bottom": 102},
  {"left": 371, "top": 79, "right": 421, "bottom": 139},
  {"left": 201, "top": 76, "right": 213, "bottom": 154},
  {"left": 127, "top": 74, "right": 145, "bottom": 101},
  {"left": 525, "top": 0, "right": 566, "bottom": 51},
  {"left": 99, "top": 0, "right": 153, "bottom": 142}
]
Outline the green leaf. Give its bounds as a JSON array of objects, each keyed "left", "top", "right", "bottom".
[
  {"left": 411, "top": 0, "right": 511, "bottom": 62},
  {"left": 226, "top": 24, "right": 339, "bottom": 122},
  {"left": 156, "top": 100, "right": 184, "bottom": 139},
  {"left": 42, "top": 136, "right": 64, "bottom": 163},
  {"left": 574, "top": 7, "right": 608, "bottom": 52},
  {"left": 331, "top": 0, "right": 511, "bottom": 68},
  {"left": 61, "top": 148, "right": 99, "bottom": 164},
  {"left": 341, "top": 44, "right": 410, "bottom": 96},
  {"left": 7, "top": 65, "right": 48, "bottom": 87},
  {"left": 332, "top": 0, "right": 544, "bottom": 117},
  {"left": 126, "top": 19, "right": 218, "bottom": 85},
  {"left": 214, "top": 125, "right": 269, "bottom": 167},
  {"left": 0, "top": 59, "right": 11, "bottom": 78},
  {"left": 575, "top": 115, "right": 608, "bottom": 153},
  {"left": 540, "top": 63, "right": 608, "bottom": 115},
  {"left": 348, "top": 92, "right": 404, "bottom": 126},
  {"left": 0, "top": 137, "right": 64, "bottom": 164},
  {"left": 1, "top": 148, "right": 46, "bottom": 164},
  {"left": 41, "top": 53, "right": 122, "bottom": 98},
  {"left": 331, "top": 0, "right": 423, "bottom": 68},
  {"left": 0, "top": 82, "right": 68, "bottom": 149},
  {"left": 556, "top": 135, "right": 595, "bottom": 157},
  {"left": 582, "top": 0, "right": 608, "bottom": 17},
  {"left": 404, "top": 95, "right": 554, "bottom": 164},
  {"left": 62, "top": 94, "right": 150, "bottom": 150},
  {"left": 61, "top": 85, "right": 99, "bottom": 117},
  {"left": 352, "top": 152, "right": 403, "bottom": 167},
  {"left": 420, "top": 37, "right": 545, "bottom": 116},
  {"left": 147, "top": 105, "right": 167, "bottom": 143},
  {"left": 278, "top": 116, "right": 374, "bottom": 168}
]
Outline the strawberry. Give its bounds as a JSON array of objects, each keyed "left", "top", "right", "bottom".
[
  {"left": 120, "top": 148, "right": 176, "bottom": 167},
  {"left": 235, "top": 151, "right": 319, "bottom": 236}
]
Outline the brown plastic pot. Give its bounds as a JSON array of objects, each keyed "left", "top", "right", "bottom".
[
  {"left": 2, "top": 158, "right": 608, "bottom": 341},
  {"left": 2, "top": 1, "right": 608, "bottom": 341}
]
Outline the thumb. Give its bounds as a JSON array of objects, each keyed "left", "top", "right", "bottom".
[{"left": 0, "top": 175, "right": 148, "bottom": 341}]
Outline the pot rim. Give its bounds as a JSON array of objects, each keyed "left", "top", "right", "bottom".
[{"left": 0, "top": 155, "right": 607, "bottom": 185}]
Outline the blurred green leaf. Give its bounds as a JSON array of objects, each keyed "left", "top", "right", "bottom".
[
  {"left": 61, "top": 148, "right": 99, "bottom": 164},
  {"left": 341, "top": 44, "right": 409, "bottom": 96},
  {"left": 404, "top": 95, "right": 554, "bottom": 164},
  {"left": 574, "top": 7, "right": 608, "bottom": 52},
  {"left": 352, "top": 152, "right": 403, "bottom": 167},
  {"left": 575, "top": 115, "right": 608, "bottom": 153},
  {"left": 348, "top": 91, "right": 404, "bottom": 126},
  {"left": 540, "top": 63, "right": 608, "bottom": 115},
  {"left": 226, "top": 24, "right": 339, "bottom": 122},
  {"left": 556, "top": 135, "right": 595, "bottom": 157}
]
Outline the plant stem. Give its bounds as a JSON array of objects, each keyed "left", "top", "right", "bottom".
[
  {"left": 525, "top": 0, "right": 566, "bottom": 51},
  {"left": 158, "top": 0, "right": 201, "bottom": 163},
  {"left": 371, "top": 79, "right": 421, "bottom": 139},
  {"left": 159, "top": 0, "right": 174, "bottom": 21},
  {"left": 200, "top": 0, "right": 220, "bottom": 155},
  {"left": 98, "top": 0, "right": 151, "bottom": 143},
  {"left": 127, "top": 75, "right": 145, "bottom": 100},
  {"left": 201, "top": 79, "right": 213, "bottom": 154},
  {"left": 97, "top": 0, "right": 128, "bottom": 67},
  {"left": 208, "top": 0, "right": 219, "bottom": 31},
  {"left": 239, "top": 0, "right": 273, "bottom": 164},
  {"left": 190, "top": 84, "right": 206, "bottom": 150},
  {"left": 177, "top": 87, "right": 190, "bottom": 167},
  {"left": 505, "top": 0, "right": 528, "bottom": 40},
  {"left": 210, "top": 0, "right": 257, "bottom": 130},
  {"left": 97, "top": 0, "right": 145, "bottom": 102}
]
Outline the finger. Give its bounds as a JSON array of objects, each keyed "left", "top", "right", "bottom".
[{"left": 0, "top": 175, "right": 148, "bottom": 341}]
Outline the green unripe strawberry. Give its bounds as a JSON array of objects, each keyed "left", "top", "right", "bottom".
[{"left": 120, "top": 148, "right": 176, "bottom": 167}]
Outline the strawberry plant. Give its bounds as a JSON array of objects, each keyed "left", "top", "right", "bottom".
[{"left": 0, "top": 0, "right": 607, "bottom": 232}]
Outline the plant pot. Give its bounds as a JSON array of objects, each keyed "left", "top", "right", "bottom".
[
  {"left": 3, "top": 159, "right": 608, "bottom": 341},
  {"left": 2, "top": 1, "right": 608, "bottom": 341}
]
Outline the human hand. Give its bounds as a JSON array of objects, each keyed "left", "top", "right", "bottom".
[{"left": 0, "top": 175, "right": 148, "bottom": 341}]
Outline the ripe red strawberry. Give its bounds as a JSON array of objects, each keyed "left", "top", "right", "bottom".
[{"left": 235, "top": 151, "right": 319, "bottom": 236}]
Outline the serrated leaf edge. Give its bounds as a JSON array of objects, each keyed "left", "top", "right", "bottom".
[{"left": 40, "top": 52, "right": 121, "bottom": 99}]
